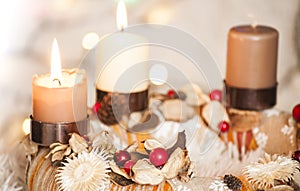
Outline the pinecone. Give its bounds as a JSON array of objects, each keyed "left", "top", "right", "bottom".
[
  {"left": 97, "top": 93, "right": 127, "bottom": 125},
  {"left": 223, "top": 174, "right": 242, "bottom": 191}
]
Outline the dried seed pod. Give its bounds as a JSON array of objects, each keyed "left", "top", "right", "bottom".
[
  {"left": 51, "top": 150, "right": 65, "bottom": 163},
  {"left": 69, "top": 133, "right": 88, "bottom": 154},
  {"left": 125, "top": 141, "right": 139, "bottom": 153},
  {"left": 179, "top": 83, "right": 209, "bottom": 106},
  {"left": 45, "top": 143, "right": 69, "bottom": 162},
  {"left": 132, "top": 159, "right": 165, "bottom": 185},
  {"left": 159, "top": 99, "right": 195, "bottom": 122},
  {"left": 92, "top": 131, "right": 116, "bottom": 156},
  {"left": 110, "top": 160, "right": 131, "bottom": 180},
  {"left": 144, "top": 139, "right": 165, "bottom": 152},
  {"left": 161, "top": 148, "right": 186, "bottom": 179}
]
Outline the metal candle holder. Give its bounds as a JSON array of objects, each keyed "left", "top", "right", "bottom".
[
  {"left": 30, "top": 115, "right": 89, "bottom": 146},
  {"left": 224, "top": 81, "right": 277, "bottom": 111}
]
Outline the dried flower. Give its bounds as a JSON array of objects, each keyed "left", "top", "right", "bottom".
[
  {"left": 56, "top": 149, "right": 110, "bottom": 191},
  {"left": 242, "top": 153, "right": 299, "bottom": 190}
]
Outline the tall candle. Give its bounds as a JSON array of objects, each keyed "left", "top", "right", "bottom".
[
  {"left": 96, "top": 0, "right": 149, "bottom": 93},
  {"left": 226, "top": 25, "right": 278, "bottom": 89},
  {"left": 32, "top": 39, "right": 87, "bottom": 123}
]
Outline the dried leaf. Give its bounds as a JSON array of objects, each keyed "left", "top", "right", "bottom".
[
  {"left": 109, "top": 172, "right": 134, "bottom": 187},
  {"left": 69, "top": 133, "right": 88, "bottom": 153},
  {"left": 162, "top": 148, "right": 185, "bottom": 179},
  {"left": 130, "top": 113, "right": 160, "bottom": 132},
  {"left": 167, "top": 131, "right": 186, "bottom": 155},
  {"left": 132, "top": 159, "right": 165, "bottom": 185},
  {"left": 51, "top": 150, "right": 64, "bottom": 162}
]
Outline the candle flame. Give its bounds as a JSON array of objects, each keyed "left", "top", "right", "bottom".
[
  {"left": 248, "top": 14, "right": 258, "bottom": 28},
  {"left": 116, "top": 0, "right": 128, "bottom": 31},
  {"left": 50, "top": 38, "right": 63, "bottom": 84},
  {"left": 251, "top": 20, "right": 258, "bottom": 28}
]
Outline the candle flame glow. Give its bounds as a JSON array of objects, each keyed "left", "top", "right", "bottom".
[
  {"left": 50, "top": 38, "right": 63, "bottom": 84},
  {"left": 248, "top": 14, "right": 258, "bottom": 28},
  {"left": 116, "top": 0, "right": 128, "bottom": 31},
  {"left": 22, "top": 118, "right": 31, "bottom": 135}
]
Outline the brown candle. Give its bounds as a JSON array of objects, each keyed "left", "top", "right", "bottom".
[{"left": 226, "top": 25, "right": 278, "bottom": 89}]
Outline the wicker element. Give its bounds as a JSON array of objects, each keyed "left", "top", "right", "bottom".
[{"left": 26, "top": 148, "right": 58, "bottom": 191}]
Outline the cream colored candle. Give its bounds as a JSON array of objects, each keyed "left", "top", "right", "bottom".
[
  {"left": 96, "top": 0, "right": 149, "bottom": 93},
  {"left": 226, "top": 25, "right": 278, "bottom": 89},
  {"left": 32, "top": 40, "right": 87, "bottom": 123}
]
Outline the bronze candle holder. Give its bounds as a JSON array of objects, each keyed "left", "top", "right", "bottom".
[
  {"left": 224, "top": 81, "right": 277, "bottom": 111},
  {"left": 96, "top": 89, "right": 149, "bottom": 125},
  {"left": 30, "top": 115, "right": 89, "bottom": 146}
]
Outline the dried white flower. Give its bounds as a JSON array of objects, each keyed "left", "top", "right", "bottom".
[
  {"left": 209, "top": 179, "right": 232, "bottom": 191},
  {"left": 56, "top": 149, "right": 111, "bottom": 191},
  {"left": 242, "top": 153, "right": 299, "bottom": 190}
]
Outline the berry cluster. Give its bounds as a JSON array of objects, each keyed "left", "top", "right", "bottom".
[{"left": 114, "top": 148, "right": 169, "bottom": 175}]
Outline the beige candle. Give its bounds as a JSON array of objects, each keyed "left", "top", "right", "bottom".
[
  {"left": 32, "top": 40, "right": 87, "bottom": 123},
  {"left": 96, "top": 0, "right": 149, "bottom": 93},
  {"left": 226, "top": 25, "right": 278, "bottom": 89}
]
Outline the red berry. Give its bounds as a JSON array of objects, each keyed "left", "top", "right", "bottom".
[
  {"left": 292, "top": 104, "right": 300, "bottom": 122},
  {"left": 292, "top": 150, "right": 300, "bottom": 162},
  {"left": 167, "top": 90, "right": 176, "bottom": 98},
  {"left": 149, "top": 148, "right": 168, "bottom": 167},
  {"left": 123, "top": 160, "right": 135, "bottom": 174},
  {"left": 93, "top": 102, "right": 101, "bottom": 113},
  {"left": 82, "top": 135, "right": 89, "bottom": 142},
  {"left": 114, "top": 150, "right": 131, "bottom": 166},
  {"left": 218, "top": 121, "right": 230, "bottom": 133},
  {"left": 209, "top": 89, "right": 222, "bottom": 102}
]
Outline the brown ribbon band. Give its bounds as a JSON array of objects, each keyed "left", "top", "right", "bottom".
[
  {"left": 96, "top": 89, "right": 149, "bottom": 112},
  {"left": 30, "top": 115, "right": 89, "bottom": 146},
  {"left": 224, "top": 81, "right": 277, "bottom": 111}
]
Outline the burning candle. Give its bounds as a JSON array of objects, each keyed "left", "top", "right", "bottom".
[
  {"left": 225, "top": 25, "right": 279, "bottom": 110},
  {"left": 96, "top": 0, "right": 149, "bottom": 93},
  {"left": 226, "top": 25, "right": 278, "bottom": 89},
  {"left": 32, "top": 39, "right": 87, "bottom": 123}
]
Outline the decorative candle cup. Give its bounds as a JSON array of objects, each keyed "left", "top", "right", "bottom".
[
  {"left": 224, "top": 25, "right": 296, "bottom": 155},
  {"left": 225, "top": 25, "right": 278, "bottom": 111},
  {"left": 30, "top": 40, "right": 89, "bottom": 146},
  {"left": 31, "top": 68, "right": 89, "bottom": 146},
  {"left": 95, "top": 1, "right": 149, "bottom": 126},
  {"left": 95, "top": 33, "right": 149, "bottom": 125}
]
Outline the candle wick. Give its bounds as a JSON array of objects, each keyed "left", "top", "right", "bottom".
[{"left": 53, "top": 78, "right": 61, "bottom": 86}]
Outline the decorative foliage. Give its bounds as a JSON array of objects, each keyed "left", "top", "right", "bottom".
[
  {"left": 242, "top": 153, "right": 300, "bottom": 190},
  {"left": 56, "top": 149, "right": 110, "bottom": 191},
  {"left": 46, "top": 133, "right": 89, "bottom": 163}
]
